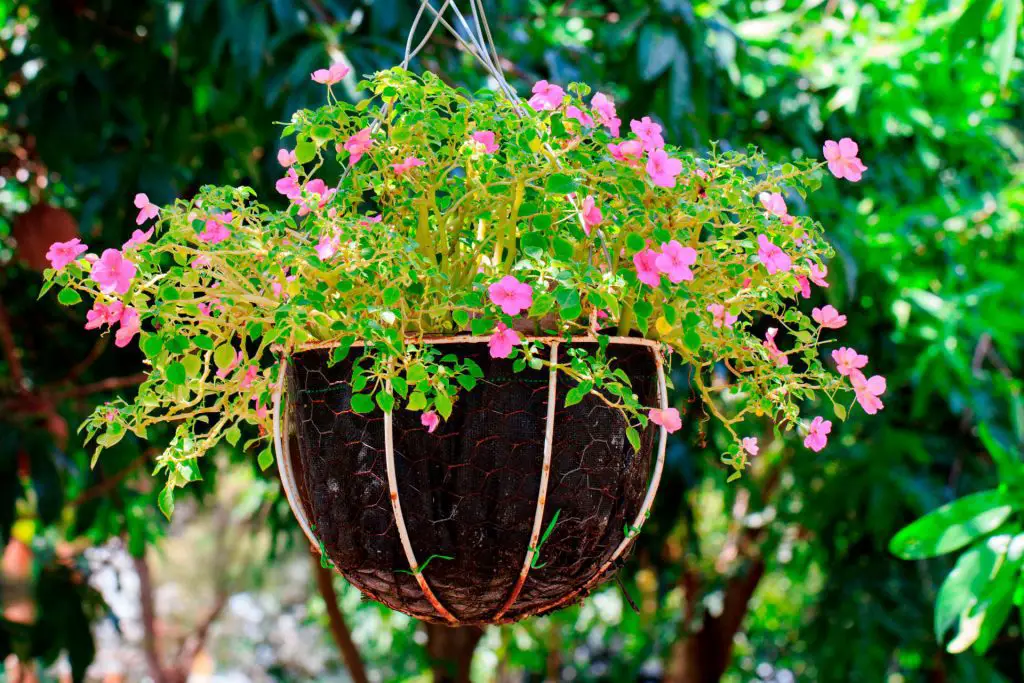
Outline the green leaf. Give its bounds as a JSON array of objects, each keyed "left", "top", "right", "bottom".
[
  {"left": 141, "top": 335, "right": 163, "bottom": 358},
  {"left": 157, "top": 486, "right": 175, "bottom": 520},
  {"left": 889, "top": 490, "right": 1013, "bottom": 559},
  {"left": 470, "top": 317, "right": 494, "bottom": 336},
  {"left": 57, "top": 288, "right": 82, "bottom": 305},
  {"left": 565, "top": 386, "right": 587, "bottom": 407},
  {"left": 351, "top": 393, "right": 375, "bottom": 414},
  {"left": 407, "top": 392, "right": 427, "bottom": 411},
  {"left": 684, "top": 330, "right": 702, "bottom": 352},
  {"left": 383, "top": 287, "right": 401, "bottom": 306},
  {"left": 638, "top": 25, "right": 681, "bottom": 81},
  {"left": 435, "top": 392, "right": 453, "bottom": 419},
  {"left": 166, "top": 362, "right": 186, "bottom": 386},
  {"left": 225, "top": 426, "right": 241, "bottom": 447},
  {"left": 258, "top": 446, "right": 274, "bottom": 471},
  {"left": 452, "top": 309, "right": 470, "bottom": 328},
  {"left": 993, "top": 0, "right": 1022, "bottom": 86},
  {"left": 949, "top": 0, "right": 998, "bottom": 54},
  {"left": 625, "top": 233, "right": 646, "bottom": 254},
  {"left": 193, "top": 334, "right": 215, "bottom": 351},
  {"left": 182, "top": 354, "right": 202, "bottom": 378},
  {"left": 294, "top": 138, "right": 317, "bottom": 164},
  {"left": 553, "top": 237, "right": 574, "bottom": 261},
  {"left": 545, "top": 173, "right": 576, "bottom": 194},
  {"left": 626, "top": 427, "right": 641, "bottom": 453},
  {"left": 214, "top": 344, "right": 236, "bottom": 370},
  {"left": 376, "top": 391, "right": 395, "bottom": 413}
]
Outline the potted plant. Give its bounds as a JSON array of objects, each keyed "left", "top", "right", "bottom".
[{"left": 43, "top": 65, "right": 883, "bottom": 625}]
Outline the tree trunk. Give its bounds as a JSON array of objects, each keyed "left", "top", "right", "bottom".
[
  {"left": 312, "top": 558, "right": 370, "bottom": 683},
  {"left": 425, "top": 624, "right": 483, "bottom": 683}
]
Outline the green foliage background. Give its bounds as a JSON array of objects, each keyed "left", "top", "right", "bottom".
[{"left": 0, "top": 0, "right": 1022, "bottom": 681}]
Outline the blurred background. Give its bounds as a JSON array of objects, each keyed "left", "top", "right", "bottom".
[{"left": 1, "top": 0, "right": 1022, "bottom": 681}]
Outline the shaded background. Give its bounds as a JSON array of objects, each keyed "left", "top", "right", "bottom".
[{"left": 1, "top": 0, "right": 1023, "bottom": 681}]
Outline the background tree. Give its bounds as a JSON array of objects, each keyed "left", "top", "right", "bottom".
[{"left": 1, "top": 0, "right": 1022, "bottom": 681}]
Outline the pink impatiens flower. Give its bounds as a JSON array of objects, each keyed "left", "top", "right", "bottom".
[
  {"left": 488, "top": 275, "right": 533, "bottom": 316},
  {"left": 276, "top": 168, "right": 302, "bottom": 199},
  {"left": 316, "top": 235, "right": 340, "bottom": 260},
  {"left": 470, "top": 131, "right": 498, "bottom": 154},
  {"left": 832, "top": 347, "right": 868, "bottom": 376},
  {"left": 812, "top": 305, "right": 847, "bottom": 329},
  {"left": 823, "top": 138, "right": 867, "bottom": 182},
  {"left": 590, "top": 92, "right": 620, "bottom": 136},
  {"left": 344, "top": 128, "right": 373, "bottom": 165},
  {"left": 311, "top": 63, "right": 350, "bottom": 85},
  {"left": 134, "top": 193, "right": 159, "bottom": 224},
  {"left": 581, "top": 195, "right": 602, "bottom": 236},
  {"left": 239, "top": 365, "right": 259, "bottom": 389},
  {"left": 565, "top": 105, "right": 594, "bottom": 128},
  {"left": 803, "top": 416, "right": 832, "bottom": 452},
  {"left": 808, "top": 261, "right": 829, "bottom": 288},
  {"left": 360, "top": 213, "right": 383, "bottom": 227},
  {"left": 46, "top": 238, "right": 88, "bottom": 271},
  {"left": 528, "top": 80, "right": 564, "bottom": 111},
  {"left": 123, "top": 228, "right": 153, "bottom": 251},
  {"left": 794, "top": 275, "right": 811, "bottom": 299},
  {"left": 655, "top": 241, "right": 697, "bottom": 283},
  {"left": 707, "top": 303, "right": 738, "bottom": 329},
  {"left": 85, "top": 300, "right": 124, "bottom": 330},
  {"left": 646, "top": 149, "right": 683, "bottom": 188},
  {"left": 392, "top": 156, "right": 425, "bottom": 176},
  {"left": 633, "top": 249, "right": 661, "bottom": 287},
  {"left": 630, "top": 116, "right": 664, "bottom": 152},
  {"left": 488, "top": 323, "right": 521, "bottom": 359},
  {"left": 851, "top": 370, "right": 886, "bottom": 414},
  {"left": 757, "top": 234, "right": 792, "bottom": 274},
  {"left": 114, "top": 307, "right": 140, "bottom": 348},
  {"left": 742, "top": 437, "right": 759, "bottom": 456},
  {"left": 199, "top": 212, "right": 232, "bottom": 244},
  {"left": 91, "top": 249, "right": 137, "bottom": 295},
  {"left": 277, "top": 148, "right": 297, "bottom": 167},
  {"left": 421, "top": 411, "right": 440, "bottom": 433},
  {"left": 649, "top": 407, "right": 682, "bottom": 433},
  {"left": 758, "top": 192, "right": 793, "bottom": 224},
  {"left": 763, "top": 327, "right": 789, "bottom": 367},
  {"left": 608, "top": 139, "right": 644, "bottom": 166},
  {"left": 298, "top": 179, "right": 336, "bottom": 216}
]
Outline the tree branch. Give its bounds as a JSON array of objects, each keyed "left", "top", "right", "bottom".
[
  {"left": 312, "top": 557, "right": 370, "bottom": 683},
  {"left": 133, "top": 550, "right": 169, "bottom": 683}
]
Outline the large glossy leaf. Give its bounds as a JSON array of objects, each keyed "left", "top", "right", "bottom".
[
  {"left": 637, "top": 25, "right": 681, "bottom": 81},
  {"left": 889, "top": 490, "right": 1013, "bottom": 559}
]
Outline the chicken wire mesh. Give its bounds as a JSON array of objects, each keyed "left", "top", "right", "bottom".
[{"left": 284, "top": 340, "right": 661, "bottom": 625}]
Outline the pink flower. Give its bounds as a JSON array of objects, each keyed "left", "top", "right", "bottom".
[
  {"left": 608, "top": 139, "right": 644, "bottom": 166},
  {"left": 134, "top": 193, "right": 159, "bottom": 224},
  {"left": 277, "top": 148, "right": 297, "bottom": 167},
  {"left": 360, "top": 213, "right": 383, "bottom": 227},
  {"left": 311, "top": 63, "right": 350, "bottom": 85},
  {"left": 114, "top": 307, "right": 140, "bottom": 348},
  {"left": 295, "top": 179, "right": 336, "bottom": 217},
  {"left": 633, "top": 249, "right": 661, "bottom": 287},
  {"left": 239, "top": 365, "right": 259, "bottom": 389},
  {"left": 823, "top": 138, "right": 867, "bottom": 182},
  {"left": 803, "top": 416, "right": 832, "bottom": 452},
  {"left": 808, "top": 262, "right": 829, "bottom": 288},
  {"left": 91, "top": 249, "right": 137, "bottom": 295},
  {"left": 646, "top": 149, "right": 683, "bottom": 188},
  {"left": 757, "top": 234, "right": 792, "bottom": 274},
  {"left": 649, "top": 407, "right": 681, "bottom": 433},
  {"left": 276, "top": 168, "right": 302, "bottom": 199},
  {"left": 421, "top": 411, "right": 440, "bottom": 433},
  {"left": 794, "top": 275, "right": 811, "bottom": 298},
  {"left": 316, "top": 235, "right": 339, "bottom": 260},
  {"left": 470, "top": 131, "right": 498, "bottom": 154},
  {"left": 832, "top": 347, "right": 868, "bottom": 376},
  {"left": 123, "top": 228, "right": 153, "bottom": 250},
  {"left": 199, "top": 212, "right": 232, "bottom": 244},
  {"left": 758, "top": 192, "right": 789, "bottom": 220},
  {"left": 392, "top": 156, "right": 425, "bottom": 176},
  {"left": 488, "top": 323, "right": 521, "bottom": 359},
  {"left": 581, "top": 196, "right": 602, "bottom": 235},
  {"left": 216, "top": 351, "right": 242, "bottom": 379},
  {"left": 763, "top": 327, "right": 789, "bottom": 367},
  {"left": 528, "top": 80, "right": 564, "bottom": 111},
  {"left": 707, "top": 303, "right": 738, "bottom": 329},
  {"left": 590, "top": 92, "right": 620, "bottom": 135},
  {"left": 630, "top": 116, "right": 664, "bottom": 151},
  {"left": 253, "top": 398, "right": 269, "bottom": 420},
  {"left": 192, "top": 255, "right": 211, "bottom": 269},
  {"left": 812, "top": 305, "right": 847, "bottom": 329},
  {"left": 344, "top": 128, "right": 373, "bottom": 165},
  {"left": 565, "top": 105, "right": 594, "bottom": 128},
  {"left": 742, "top": 437, "right": 759, "bottom": 456},
  {"left": 655, "top": 240, "right": 697, "bottom": 283},
  {"left": 46, "top": 238, "right": 88, "bottom": 271},
  {"left": 851, "top": 370, "right": 886, "bottom": 414},
  {"left": 85, "top": 300, "right": 124, "bottom": 330},
  {"left": 488, "top": 275, "right": 533, "bottom": 316}
]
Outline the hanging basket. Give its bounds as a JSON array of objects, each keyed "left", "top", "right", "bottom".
[{"left": 273, "top": 336, "right": 668, "bottom": 625}]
